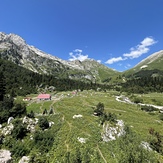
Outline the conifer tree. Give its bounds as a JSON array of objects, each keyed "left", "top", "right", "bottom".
[{"left": 0, "top": 71, "right": 5, "bottom": 101}]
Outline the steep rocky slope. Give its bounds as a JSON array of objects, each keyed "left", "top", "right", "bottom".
[{"left": 0, "top": 32, "right": 119, "bottom": 82}]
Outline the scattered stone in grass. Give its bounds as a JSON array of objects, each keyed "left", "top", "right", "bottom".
[
  {"left": 7, "top": 117, "right": 14, "bottom": 124},
  {"left": 19, "top": 156, "right": 30, "bottom": 163},
  {"left": 155, "top": 120, "right": 161, "bottom": 123},
  {"left": 77, "top": 137, "right": 86, "bottom": 143},
  {"left": 141, "top": 141, "right": 152, "bottom": 151},
  {"left": 49, "top": 121, "right": 54, "bottom": 127},
  {"left": 30, "top": 135, "right": 33, "bottom": 140},
  {"left": 73, "top": 114, "right": 83, "bottom": 119},
  {"left": 1, "top": 123, "right": 14, "bottom": 136}
]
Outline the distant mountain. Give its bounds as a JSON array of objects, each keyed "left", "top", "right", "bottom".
[
  {"left": 123, "top": 50, "right": 163, "bottom": 78},
  {"left": 0, "top": 32, "right": 119, "bottom": 83}
]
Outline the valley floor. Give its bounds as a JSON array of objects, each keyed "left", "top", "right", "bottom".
[{"left": 1, "top": 90, "right": 163, "bottom": 162}]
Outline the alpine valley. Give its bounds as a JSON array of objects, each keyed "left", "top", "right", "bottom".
[{"left": 0, "top": 32, "right": 163, "bottom": 162}]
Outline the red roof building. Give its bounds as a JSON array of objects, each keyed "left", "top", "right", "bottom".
[{"left": 37, "top": 94, "right": 51, "bottom": 100}]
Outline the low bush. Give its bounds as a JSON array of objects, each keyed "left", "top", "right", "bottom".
[{"left": 141, "top": 105, "right": 159, "bottom": 112}]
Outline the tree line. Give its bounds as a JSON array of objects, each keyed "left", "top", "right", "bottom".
[
  {"left": 121, "top": 76, "right": 163, "bottom": 93},
  {"left": 0, "top": 58, "right": 110, "bottom": 97}
]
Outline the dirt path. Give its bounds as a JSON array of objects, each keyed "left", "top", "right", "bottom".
[
  {"left": 64, "top": 121, "right": 72, "bottom": 152},
  {"left": 40, "top": 102, "right": 44, "bottom": 114},
  {"left": 48, "top": 97, "right": 61, "bottom": 114},
  {"left": 97, "top": 145, "right": 107, "bottom": 163},
  {"left": 116, "top": 96, "right": 163, "bottom": 111}
]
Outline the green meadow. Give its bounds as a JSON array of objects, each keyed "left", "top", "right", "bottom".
[{"left": 25, "top": 90, "right": 163, "bottom": 162}]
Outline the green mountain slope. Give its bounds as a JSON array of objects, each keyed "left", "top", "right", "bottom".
[{"left": 123, "top": 50, "right": 163, "bottom": 78}]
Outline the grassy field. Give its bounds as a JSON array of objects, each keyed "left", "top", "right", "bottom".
[{"left": 26, "top": 90, "right": 163, "bottom": 162}]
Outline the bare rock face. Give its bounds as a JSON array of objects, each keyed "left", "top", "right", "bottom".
[
  {"left": 0, "top": 150, "right": 12, "bottom": 163},
  {"left": 22, "top": 116, "right": 37, "bottom": 132},
  {"left": 102, "top": 120, "right": 125, "bottom": 142},
  {"left": 1, "top": 124, "right": 14, "bottom": 136},
  {"left": 0, "top": 32, "right": 82, "bottom": 70},
  {"left": 0, "top": 32, "right": 117, "bottom": 82},
  {"left": 18, "top": 156, "right": 30, "bottom": 163},
  {"left": 0, "top": 33, "right": 28, "bottom": 55}
]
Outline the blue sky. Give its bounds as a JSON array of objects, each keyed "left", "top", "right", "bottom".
[{"left": 0, "top": 0, "right": 163, "bottom": 72}]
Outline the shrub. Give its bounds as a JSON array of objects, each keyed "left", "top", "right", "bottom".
[
  {"left": 12, "top": 120, "right": 27, "bottom": 139},
  {"left": 94, "top": 102, "right": 104, "bottom": 116},
  {"left": 38, "top": 117, "right": 49, "bottom": 130},
  {"left": 149, "top": 128, "right": 163, "bottom": 154},
  {"left": 133, "top": 97, "right": 143, "bottom": 104},
  {"left": 159, "top": 113, "right": 163, "bottom": 121},
  {"left": 100, "top": 112, "right": 117, "bottom": 125},
  {"left": 27, "top": 110, "right": 35, "bottom": 118}
]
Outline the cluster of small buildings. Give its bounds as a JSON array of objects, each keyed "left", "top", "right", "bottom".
[
  {"left": 37, "top": 94, "right": 51, "bottom": 100},
  {"left": 23, "top": 94, "right": 51, "bottom": 102}
]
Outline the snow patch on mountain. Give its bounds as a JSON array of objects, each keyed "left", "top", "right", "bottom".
[{"left": 140, "top": 65, "right": 148, "bottom": 69}]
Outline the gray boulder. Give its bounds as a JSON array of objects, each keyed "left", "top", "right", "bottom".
[
  {"left": 0, "top": 149, "right": 12, "bottom": 163},
  {"left": 7, "top": 117, "right": 14, "bottom": 125}
]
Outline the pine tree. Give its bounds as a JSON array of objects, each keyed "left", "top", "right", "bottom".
[
  {"left": 49, "top": 107, "right": 54, "bottom": 115},
  {"left": 0, "top": 71, "right": 5, "bottom": 101}
]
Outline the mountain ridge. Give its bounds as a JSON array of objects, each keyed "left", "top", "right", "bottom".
[
  {"left": 135, "top": 50, "right": 163, "bottom": 68},
  {"left": 123, "top": 50, "right": 163, "bottom": 77},
  {"left": 1, "top": 32, "right": 163, "bottom": 81},
  {"left": 0, "top": 32, "right": 119, "bottom": 82}
]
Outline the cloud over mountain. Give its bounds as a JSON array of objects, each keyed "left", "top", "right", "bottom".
[
  {"left": 105, "top": 57, "right": 125, "bottom": 64},
  {"left": 105, "top": 37, "right": 157, "bottom": 65},
  {"left": 69, "top": 49, "right": 89, "bottom": 61},
  {"left": 123, "top": 37, "right": 157, "bottom": 59}
]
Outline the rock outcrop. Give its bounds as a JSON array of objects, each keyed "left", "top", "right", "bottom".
[
  {"left": 18, "top": 156, "right": 30, "bottom": 163},
  {"left": 1, "top": 123, "right": 14, "bottom": 136},
  {"left": 0, "top": 150, "right": 12, "bottom": 163},
  {"left": 102, "top": 120, "right": 125, "bottom": 142},
  {"left": 22, "top": 116, "right": 38, "bottom": 132}
]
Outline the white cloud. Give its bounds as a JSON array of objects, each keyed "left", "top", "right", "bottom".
[
  {"left": 97, "top": 60, "right": 101, "bottom": 63},
  {"left": 73, "top": 49, "right": 83, "bottom": 53},
  {"left": 69, "top": 49, "right": 89, "bottom": 61},
  {"left": 123, "top": 37, "right": 157, "bottom": 59},
  {"left": 105, "top": 57, "right": 125, "bottom": 64}
]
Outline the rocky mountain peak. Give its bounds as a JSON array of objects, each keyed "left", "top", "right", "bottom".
[
  {"left": 0, "top": 32, "right": 26, "bottom": 46},
  {"left": 0, "top": 32, "right": 6, "bottom": 40},
  {"left": 7, "top": 33, "right": 26, "bottom": 47},
  {"left": 0, "top": 32, "right": 30, "bottom": 57},
  {"left": 0, "top": 32, "right": 119, "bottom": 82}
]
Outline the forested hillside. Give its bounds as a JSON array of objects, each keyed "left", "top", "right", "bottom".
[
  {"left": 0, "top": 58, "right": 110, "bottom": 96},
  {"left": 122, "top": 70, "right": 163, "bottom": 93}
]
